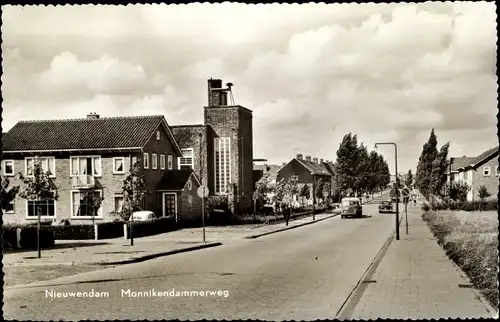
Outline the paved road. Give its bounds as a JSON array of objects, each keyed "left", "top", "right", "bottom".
[{"left": 5, "top": 203, "right": 395, "bottom": 321}]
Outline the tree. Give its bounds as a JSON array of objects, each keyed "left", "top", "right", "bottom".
[
  {"left": 367, "top": 151, "right": 380, "bottom": 194},
  {"left": 18, "top": 158, "right": 59, "bottom": 258},
  {"left": 299, "top": 183, "right": 310, "bottom": 207},
  {"left": 253, "top": 172, "right": 271, "bottom": 219},
  {"left": 315, "top": 178, "right": 325, "bottom": 203},
  {"left": 1, "top": 177, "right": 19, "bottom": 212},
  {"left": 478, "top": 185, "right": 491, "bottom": 201},
  {"left": 406, "top": 169, "right": 414, "bottom": 188},
  {"left": 121, "top": 160, "right": 151, "bottom": 245},
  {"left": 430, "top": 142, "right": 450, "bottom": 198},
  {"left": 415, "top": 129, "right": 438, "bottom": 198},
  {"left": 272, "top": 177, "right": 298, "bottom": 226},
  {"left": 80, "top": 190, "right": 104, "bottom": 238},
  {"left": 336, "top": 133, "right": 360, "bottom": 196}
]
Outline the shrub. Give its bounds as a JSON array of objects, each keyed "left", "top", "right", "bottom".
[
  {"left": 126, "top": 217, "right": 177, "bottom": 238},
  {"left": 19, "top": 227, "right": 55, "bottom": 248},
  {"left": 421, "top": 202, "right": 431, "bottom": 212},
  {"left": 98, "top": 221, "right": 125, "bottom": 239},
  {"left": 44, "top": 224, "right": 94, "bottom": 240}
]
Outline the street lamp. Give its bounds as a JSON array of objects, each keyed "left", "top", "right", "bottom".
[
  {"left": 374, "top": 142, "right": 400, "bottom": 241},
  {"left": 311, "top": 171, "right": 315, "bottom": 221}
]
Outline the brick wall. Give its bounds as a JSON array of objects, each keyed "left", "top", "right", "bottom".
[
  {"left": 179, "top": 175, "right": 202, "bottom": 221},
  {"left": 472, "top": 156, "right": 499, "bottom": 201}
]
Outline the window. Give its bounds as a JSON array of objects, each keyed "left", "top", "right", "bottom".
[
  {"left": 179, "top": 148, "right": 194, "bottom": 170},
  {"left": 291, "top": 174, "right": 299, "bottom": 181},
  {"left": 5, "top": 200, "right": 15, "bottom": 213},
  {"left": 114, "top": 195, "right": 124, "bottom": 213},
  {"left": 70, "top": 156, "right": 101, "bottom": 177},
  {"left": 143, "top": 153, "right": 149, "bottom": 169},
  {"left": 152, "top": 154, "right": 158, "bottom": 169},
  {"left": 214, "top": 137, "right": 231, "bottom": 194},
  {"left": 25, "top": 157, "right": 56, "bottom": 177},
  {"left": 168, "top": 155, "right": 173, "bottom": 170},
  {"left": 156, "top": 130, "right": 161, "bottom": 141},
  {"left": 27, "top": 199, "right": 56, "bottom": 218},
  {"left": 160, "top": 154, "right": 165, "bottom": 170},
  {"left": 2, "top": 160, "right": 14, "bottom": 176},
  {"left": 483, "top": 166, "right": 491, "bottom": 176},
  {"left": 71, "top": 190, "right": 103, "bottom": 218},
  {"left": 113, "top": 157, "right": 125, "bottom": 174}
]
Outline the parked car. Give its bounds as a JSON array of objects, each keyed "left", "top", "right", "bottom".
[
  {"left": 378, "top": 201, "right": 393, "bottom": 213},
  {"left": 129, "top": 211, "right": 156, "bottom": 222},
  {"left": 340, "top": 197, "right": 362, "bottom": 219}
]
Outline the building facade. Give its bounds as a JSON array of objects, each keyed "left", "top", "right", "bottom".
[
  {"left": 450, "top": 146, "right": 499, "bottom": 201},
  {"left": 171, "top": 79, "right": 254, "bottom": 214},
  {"left": 1, "top": 115, "right": 202, "bottom": 224}
]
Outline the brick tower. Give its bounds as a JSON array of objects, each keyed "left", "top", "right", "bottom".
[{"left": 204, "top": 78, "right": 254, "bottom": 213}]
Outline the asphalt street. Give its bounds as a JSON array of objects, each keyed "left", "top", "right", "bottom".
[{"left": 4, "top": 202, "right": 396, "bottom": 321}]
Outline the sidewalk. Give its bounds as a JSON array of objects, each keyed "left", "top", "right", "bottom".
[
  {"left": 3, "top": 212, "right": 336, "bottom": 267},
  {"left": 341, "top": 202, "right": 497, "bottom": 319}
]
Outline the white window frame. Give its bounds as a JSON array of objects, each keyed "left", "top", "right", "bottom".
[
  {"left": 25, "top": 157, "right": 56, "bottom": 178},
  {"left": 143, "top": 153, "right": 149, "bottom": 169},
  {"left": 70, "top": 189, "right": 103, "bottom": 219},
  {"left": 152, "top": 153, "right": 158, "bottom": 170},
  {"left": 178, "top": 148, "right": 194, "bottom": 170},
  {"left": 160, "top": 154, "right": 166, "bottom": 170},
  {"left": 69, "top": 156, "right": 102, "bottom": 177},
  {"left": 113, "top": 157, "right": 126, "bottom": 174},
  {"left": 162, "top": 192, "right": 178, "bottom": 219},
  {"left": 291, "top": 174, "right": 299, "bottom": 181},
  {"left": 2, "top": 160, "right": 15, "bottom": 176},
  {"left": 168, "top": 154, "right": 173, "bottom": 170},
  {"left": 214, "top": 137, "right": 231, "bottom": 195},
  {"left": 5, "top": 199, "right": 15, "bottom": 213},
  {"left": 156, "top": 130, "right": 161, "bottom": 141},
  {"left": 114, "top": 194, "right": 124, "bottom": 213},
  {"left": 483, "top": 166, "right": 491, "bottom": 177},
  {"left": 25, "top": 197, "right": 57, "bottom": 219}
]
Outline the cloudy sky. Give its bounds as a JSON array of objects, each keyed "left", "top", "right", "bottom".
[{"left": 2, "top": 2, "right": 497, "bottom": 174}]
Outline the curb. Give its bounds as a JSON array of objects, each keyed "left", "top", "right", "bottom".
[
  {"left": 95, "top": 242, "right": 223, "bottom": 266},
  {"left": 244, "top": 213, "right": 339, "bottom": 239},
  {"left": 336, "top": 228, "right": 396, "bottom": 319}
]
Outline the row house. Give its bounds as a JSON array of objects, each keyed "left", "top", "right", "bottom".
[
  {"left": 1, "top": 114, "right": 202, "bottom": 224},
  {"left": 277, "top": 154, "right": 337, "bottom": 204},
  {"left": 448, "top": 146, "right": 499, "bottom": 201},
  {"left": 253, "top": 162, "right": 283, "bottom": 205}
]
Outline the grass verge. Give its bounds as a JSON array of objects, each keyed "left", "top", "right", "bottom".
[{"left": 422, "top": 210, "right": 498, "bottom": 307}]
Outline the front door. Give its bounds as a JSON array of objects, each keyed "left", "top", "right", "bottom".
[{"left": 162, "top": 193, "right": 177, "bottom": 221}]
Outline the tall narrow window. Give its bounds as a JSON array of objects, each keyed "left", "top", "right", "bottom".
[
  {"left": 152, "top": 153, "right": 158, "bottom": 169},
  {"left": 168, "top": 155, "right": 173, "bottom": 170},
  {"left": 160, "top": 154, "right": 165, "bottom": 170},
  {"left": 156, "top": 130, "right": 161, "bottom": 141},
  {"left": 179, "top": 148, "right": 194, "bottom": 170},
  {"left": 143, "top": 153, "right": 149, "bottom": 169},
  {"left": 214, "top": 137, "right": 231, "bottom": 194},
  {"left": 113, "top": 157, "right": 125, "bottom": 174},
  {"left": 71, "top": 190, "right": 103, "bottom": 217},
  {"left": 2, "top": 160, "right": 14, "bottom": 176}
]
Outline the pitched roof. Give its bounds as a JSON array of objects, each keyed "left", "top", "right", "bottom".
[
  {"left": 157, "top": 170, "right": 198, "bottom": 191},
  {"left": 322, "top": 161, "right": 336, "bottom": 176},
  {"left": 3, "top": 115, "right": 182, "bottom": 154},
  {"left": 457, "top": 146, "right": 499, "bottom": 170},
  {"left": 296, "top": 158, "right": 332, "bottom": 176},
  {"left": 449, "top": 157, "right": 476, "bottom": 172},
  {"left": 254, "top": 164, "right": 282, "bottom": 180}
]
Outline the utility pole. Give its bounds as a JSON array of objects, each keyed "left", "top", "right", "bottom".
[{"left": 311, "top": 172, "right": 316, "bottom": 221}]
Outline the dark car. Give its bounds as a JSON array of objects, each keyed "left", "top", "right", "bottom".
[
  {"left": 378, "top": 201, "right": 393, "bottom": 213},
  {"left": 340, "top": 198, "right": 362, "bottom": 219}
]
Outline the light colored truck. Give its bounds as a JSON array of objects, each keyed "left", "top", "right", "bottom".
[{"left": 340, "top": 197, "right": 363, "bottom": 219}]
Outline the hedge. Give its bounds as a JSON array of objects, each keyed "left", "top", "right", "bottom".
[
  {"left": 125, "top": 217, "right": 177, "bottom": 238},
  {"left": 423, "top": 200, "right": 498, "bottom": 212},
  {"left": 2, "top": 225, "right": 55, "bottom": 249}
]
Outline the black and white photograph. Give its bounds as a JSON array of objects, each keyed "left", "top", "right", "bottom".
[{"left": 1, "top": 2, "right": 498, "bottom": 320}]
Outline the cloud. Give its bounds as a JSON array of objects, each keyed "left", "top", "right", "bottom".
[{"left": 1, "top": 2, "right": 497, "bottom": 174}]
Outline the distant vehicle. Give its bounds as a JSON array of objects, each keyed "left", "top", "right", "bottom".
[
  {"left": 129, "top": 211, "right": 156, "bottom": 222},
  {"left": 378, "top": 201, "right": 393, "bottom": 213},
  {"left": 390, "top": 188, "right": 400, "bottom": 203},
  {"left": 340, "top": 197, "right": 362, "bottom": 219}
]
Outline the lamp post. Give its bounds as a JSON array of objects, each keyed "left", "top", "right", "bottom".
[
  {"left": 375, "top": 142, "right": 400, "bottom": 241},
  {"left": 311, "top": 172, "right": 316, "bottom": 221}
]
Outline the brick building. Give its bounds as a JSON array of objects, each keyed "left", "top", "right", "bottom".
[
  {"left": 451, "top": 146, "right": 499, "bottom": 201},
  {"left": 277, "top": 154, "right": 336, "bottom": 204},
  {"left": 1, "top": 114, "right": 202, "bottom": 224},
  {"left": 170, "top": 79, "right": 254, "bottom": 214}
]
